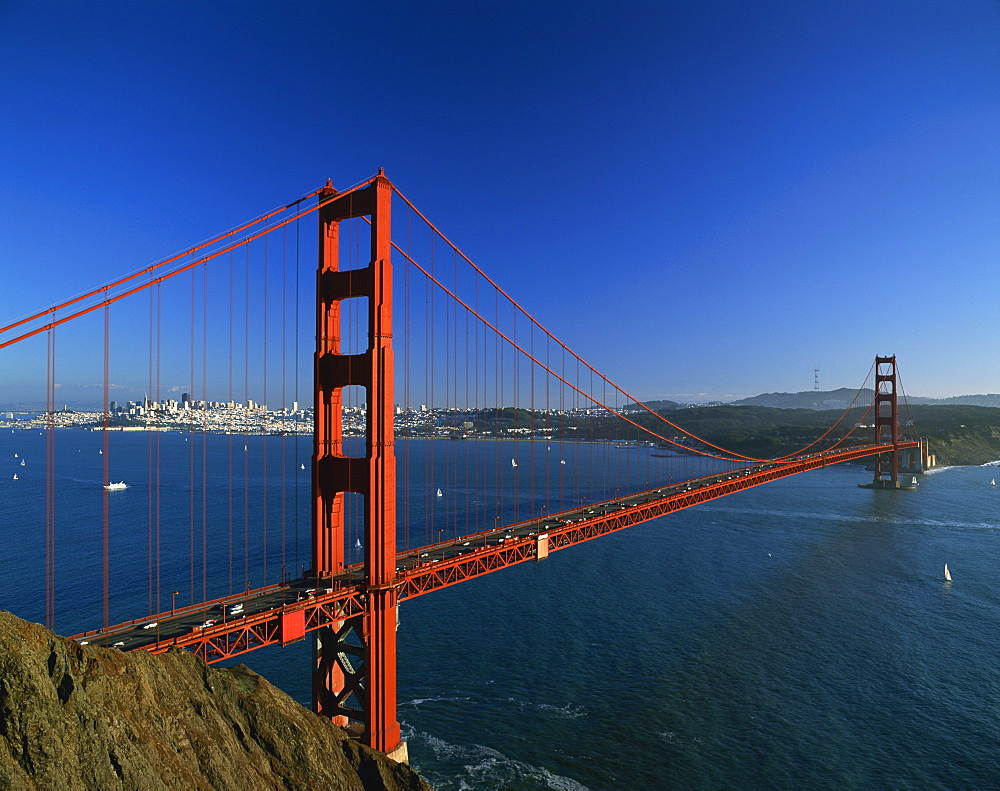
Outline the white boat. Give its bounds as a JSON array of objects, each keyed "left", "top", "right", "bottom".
[
  {"left": 13, "top": 453, "right": 17, "bottom": 458},
  {"left": 12, "top": 473, "right": 17, "bottom": 480},
  {"left": 436, "top": 488, "right": 443, "bottom": 497},
  {"left": 300, "top": 463, "right": 306, "bottom": 470},
  {"left": 20, "top": 459, "right": 24, "bottom": 467},
  {"left": 98, "top": 449, "right": 102, "bottom": 455},
  {"left": 992, "top": 479, "right": 996, "bottom": 486},
  {"left": 511, "top": 459, "right": 517, "bottom": 468},
  {"left": 911, "top": 476, "right": 917, "bottom": 486},
  {"left": 104, "top": 481, "right": 127, "bottom": 490},
  {"left": 560, "top": 459, "right": 566, "bottom": 465},
  {"left": 355, "top": 538, "right": 362, "bottom": 549},
  {"left": 944, "top": 563, "right": 952, "bottom": 582}
]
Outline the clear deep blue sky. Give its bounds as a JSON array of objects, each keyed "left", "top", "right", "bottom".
[{"left": 1, "top": 1, "right": 997, "bottom": 402}]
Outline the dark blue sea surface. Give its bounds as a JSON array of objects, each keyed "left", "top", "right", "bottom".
[{"left": 1, "top": 428, "right": 998, "bottom": 789}]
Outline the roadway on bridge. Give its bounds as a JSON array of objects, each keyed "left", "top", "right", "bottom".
[{"left": 73, "top": 461, "right": 789, "bottom": 652}]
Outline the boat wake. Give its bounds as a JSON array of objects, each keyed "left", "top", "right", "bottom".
[
  {"left": 503, "top": 698, "right": 588, "bottom": 719},
  {"left": 702, "top": 503, "right": 999, "bottom": 532}
]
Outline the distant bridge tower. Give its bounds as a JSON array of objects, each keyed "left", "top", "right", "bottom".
[
  {"left": 869, "top": 355, "right": 902, "bottom": 489},
  {"left": 311, "top": 171, "right": 404, "bottom": 760}
]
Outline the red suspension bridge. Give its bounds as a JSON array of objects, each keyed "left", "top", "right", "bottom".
[{"left": 0, "top": 172, "right": 924, "bottom": 760}]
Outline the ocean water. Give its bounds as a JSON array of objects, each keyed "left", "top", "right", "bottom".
[{"left": 2, "top": 426, "right": 999, "bottom": 789}]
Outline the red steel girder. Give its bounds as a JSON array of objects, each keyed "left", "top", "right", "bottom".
[
  {"left": 95, "top": 443, "right": 915, "bottom": 672},
  {"left": 138, "top": 589, "right": 368, "bottom": 664},
  {"left": 393, "top": 441, "right": 919, "bottom": 599}
]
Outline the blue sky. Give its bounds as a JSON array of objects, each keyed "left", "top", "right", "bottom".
[{"left": 1, "top": 1, "right": 997, "bottom": 403}]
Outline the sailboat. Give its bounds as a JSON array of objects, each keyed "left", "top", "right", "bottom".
[
  {"left": 511, "top": 459, "right": 517, "bottom": 468},
  {"left": 98, "top": 449, "right": 103, "bottom": 455},
  {"left": 992, "top": 479, "right": 996, "bottom": 487},
  {"left": 13, "top": 453, "right": 17, "bottom": 458},
  {"left": 560, "top": 459, "right": 566, "bottom": 465},
  {"left": 944, "top": 563, "right": 952, "bottom": 583},
  {"left": 12, "top": 473, "right": 17, "bottom": 480},
  {"left": 436, "top": 488, "right": 443, "bottom": 497},
  {"left": 355, "top": 538, "right": 362, "bottom": 549},
  {"left": 911, "top": 476, "right": 917, "bottom": 486},
  {"left": 300, "top": 463, "right": 306, "bottom": 470},
  {"left": 20, "top": 459, "right": 24, "bottom": 467}
]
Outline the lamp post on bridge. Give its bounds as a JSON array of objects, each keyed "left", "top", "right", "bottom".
[{"left": 171, "top": 591, "right": 179, "bottom": 615}]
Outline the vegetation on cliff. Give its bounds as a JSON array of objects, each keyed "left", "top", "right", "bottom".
[
  {"left": 0, "top": 612, "right": 430, "bottom": 791},
  {"left": 660, "top": 404, "right": 1000, "bottom": 467}
]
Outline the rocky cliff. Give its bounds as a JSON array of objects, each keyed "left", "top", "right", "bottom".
[{"left": 0, "top": 612, "right": 431, "bottom": 790}]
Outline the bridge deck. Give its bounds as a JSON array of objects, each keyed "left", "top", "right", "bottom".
[{"left": 70, "top": 442, "right": 917, "bottom": 663}]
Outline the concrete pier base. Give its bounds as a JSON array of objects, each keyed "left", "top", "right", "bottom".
[
  {"left": 858, "top": 480, "right": 916, "bottom": 491},
  {"left": 385, "top": 740, "right": 409, "bottom": 765}
]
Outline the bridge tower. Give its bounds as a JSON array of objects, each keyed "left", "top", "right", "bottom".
[
  {"left": 870, "top": 355, "right": 902, "bottom": 489},
  {"left": 311, "top": 171, "right": 404, "bottom": 760}
]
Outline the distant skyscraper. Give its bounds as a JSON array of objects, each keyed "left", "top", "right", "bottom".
[
  {"left": 181, "top": 392, "right": 191, "bottom": 408},
  {"left": 109, "top": 400, "right": 118, "bottom": 413}
]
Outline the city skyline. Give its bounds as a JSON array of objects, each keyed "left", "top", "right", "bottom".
[{"left": 1, "top": 2, "right": 997, "bottom": 401}]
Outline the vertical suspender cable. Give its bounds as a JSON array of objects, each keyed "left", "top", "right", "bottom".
[
  {"left": 281, "top": 224, "right": 287, "bottom": 582},
  {"left": 228, "top": 250, "right": 235, "bottom": 594},
  {"left": 155, "top": 283, "right": 162, "bottom": 613},
  {"left": 45, "top": 325, "right": 56, "bottom": 630},
  {"left": 262, "top": 224, "right": 269, "bottom": 585},
  {"left": 147, "top": 287, "right": 154, "bottom": 615},
  {"left": 403, "top": 208, "right": 411, "bottom": 551},
  {"left": 102, "top": 303, "right": 110, "bottom": 630},
  {"left": 244, "top": 242, "right": 250, "bottom": 592},
  {"left": 294, "top": 217, "right": 300, "bottom": 575},
  {"left": 190, "top": 267, "right": 196, "bottom": 604},
  {"left": 202, "top": 262, "right": 209, "bottom": 602}
]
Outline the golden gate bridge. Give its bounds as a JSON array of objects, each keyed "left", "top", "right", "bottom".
[{"left": 0, "top": 171, "right": 923, "bottom": 760}]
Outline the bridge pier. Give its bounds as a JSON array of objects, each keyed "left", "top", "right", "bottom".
[{"left": 312, "top": 172, "right": 403, "bottom": 758}]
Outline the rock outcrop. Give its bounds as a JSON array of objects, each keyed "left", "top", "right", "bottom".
[{"left": 0, "top": 612, "right": 431, "bottom": 790}]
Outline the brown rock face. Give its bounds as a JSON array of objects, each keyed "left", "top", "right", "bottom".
[{"left": 0, "top": 612, "right": 431, "bottom": 790}]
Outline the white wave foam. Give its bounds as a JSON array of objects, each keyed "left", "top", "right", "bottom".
[
  {"left": 404, "top": 727, "right": 589, "bottom": 790},
  {"left": 924, "top": 466, "right": 960, "bottom": 475}
]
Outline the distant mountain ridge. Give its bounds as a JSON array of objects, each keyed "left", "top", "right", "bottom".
[
  {"left": 732, "top": 388, "right": 871, "bottom": 410},
  {"left": 627, "top": 390, "right": 1000, "bottom": 412},
  {"left": 732, "top": 389, "right": 1000, "bottom": 410}
]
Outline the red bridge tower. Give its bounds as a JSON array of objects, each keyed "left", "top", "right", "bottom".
[
  {"left": 866, "top": 354, "right": 906, "bottom": 490},
  {"left": 311, "top": 171, "right": 404, "bottom": 760}
]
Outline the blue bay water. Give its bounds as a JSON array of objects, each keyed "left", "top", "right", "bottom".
[{"left": 1, "top": 426, "right": 999, "bottom": 789}]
